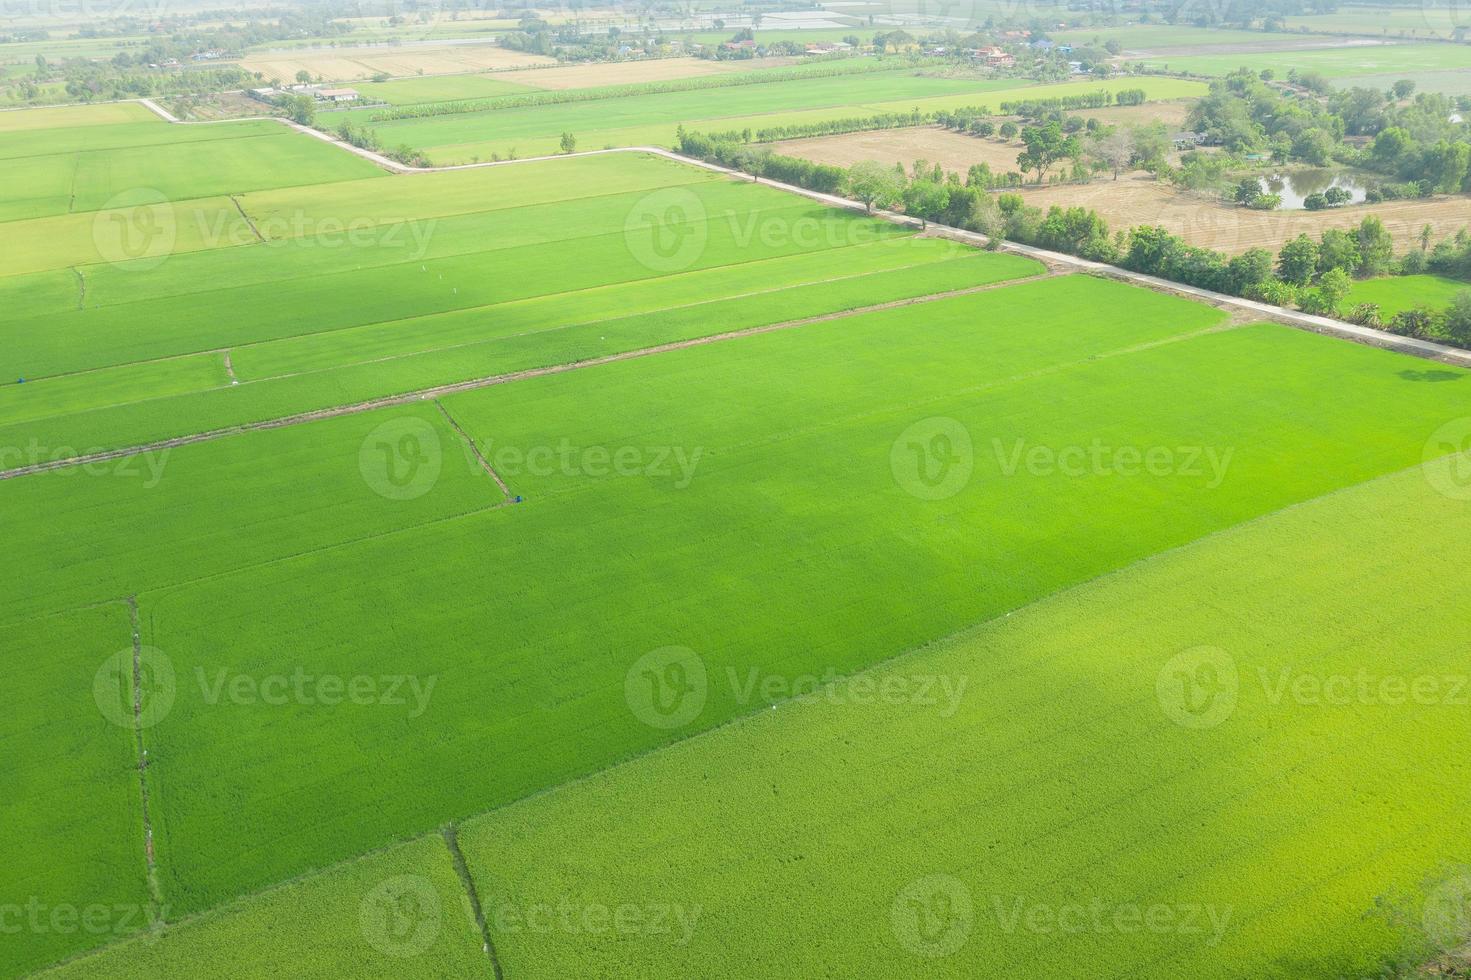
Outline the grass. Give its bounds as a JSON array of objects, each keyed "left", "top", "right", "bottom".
[
  {"left": 0, "top": 102, "right": 153, "bottom": 132},
  {"left": 0, "top": 401, "right": 502, "bottom": 627},
  {"left": 352, "top": 75, "right": 1204, "bottom": 163},
  {"left": 1053, "top": 25, "right": 1331, "bottom": 49},
  {"left": 1286, "top": 4, "right": 1471, "bottom": 38},
  {"left": 0, "top": 116, "right": 383, "bottom": 223},
  {"left": 0, "top": 149, "right": 716, "bottom": 282},
  {"left": 7, "top": 139, "right": 1471, "bottom": 980},
  {"left": 1145, "top": 42, "right": 1471, "bottom": 79},
  {"left": 1335, "top": 68, "right": 1471, "bottom": 95},
  {"left": 359, "top": 73, "right": 539, "bottom": 105},
  {"left": 0, "top": 246, "right": 1033, "bottom": 457},
  {"left": 0, "top": 119, "right": 285, "bottom": 161},
  {"left": 349, "top": 68, "right": 1020, "bottom": 147},
  {"left": 0, "top": 195, "right": 253, "bottom": 278},
  {"left": 1, "top": 604, "right": 152, "bottom": 979},
  {"left": 0, "top": 353, "right": 229, "bottom": 429},
  {"left": 0, "top": 183, "right": 910, "bottom": 386},
  {"left": 63, "top": 133, "right": 384, "bottom": 215},
  {"left": 43, "top": 834, "right": 488, "bottom": 979},
  {"left": 1346, "top": 273, "right": 1469, "bottom": 315},
  {"left": 15, "top": 276, "right": 1457, "bottom": 919},
  {"left": 454, "top": 458, "right": 1471, "bottom": 979},
  {"left": 0, "top": 155, "right": 1043, "bottom": 458}
]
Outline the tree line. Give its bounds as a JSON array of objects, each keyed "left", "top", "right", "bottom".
[{"left": 674, "top": 126, "right": 1471, "bottom": 349}]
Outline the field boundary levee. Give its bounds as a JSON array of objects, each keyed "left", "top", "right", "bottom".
[
  {"left": 124, "top": 596, "right": 166, "bottom": 922},
  {"left": 124, "top": 96, "right": 1471, "bottom": 371},
  {"left": 442, "top": 824, "right": 504, "bottom": 980},
  {"left": 434, "top": 399, "right": 515, "bottom": 503}
]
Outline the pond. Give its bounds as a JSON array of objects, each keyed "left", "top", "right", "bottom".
[{"left": 1257, "top": 169, "right": 1370, "bottom": 210}]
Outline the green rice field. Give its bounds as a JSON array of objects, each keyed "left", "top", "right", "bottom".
[
  {"left": 1346, "top": 273, "right": 1470, "bottom": 315},
  {"left": 342, "top": 73, "right": 1206, "bottom": 163},
  {"left": 1286, "top": 4, "right": 1471, "bottom": 38},
  {"left": 356, "top": 73, "right": 539, "bottom": 104},
  {"left": 1144, "top": 42, "right": 1471, "bottom": 82},
  {"left": 0, "top": 106, "right": 383, "bottom": 223},
  {"left": 4, "top": 89, "right": 1471, "bottom": 980},
  {"left": 452, "top": 458, "right": 1471, "bottom": 979}
]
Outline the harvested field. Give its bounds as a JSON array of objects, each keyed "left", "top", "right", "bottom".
[
  {"left": 774, "top": 105, "right": 1196, "bottom": 181},
  {"left": 776, "top": 126, "right": 1045, "bottom": 179},
  {"left": 502, "top": 56, "right": 799, "bottom": 90},
  {"left": 1070, "top": 100, "right": 1194, "bottom": 129},
  {"left": 1020, "top": 177, "right": 1471, "bottom": 254},
  {"left": 239, "top": 42, "right": 552, "bottom": 82}
]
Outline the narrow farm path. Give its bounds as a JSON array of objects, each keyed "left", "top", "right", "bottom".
[
  {"left": 124, "top": 596, "right": 166, "bottom": 922},
  {"left": 229, "top": 195, "right": 265, "bottom": 243},
  {"left": 434, "top": 398, "right": 515, "bottom": 503},
  {"left": 442, "top": 824, "right": 505, "bottom": 980}
]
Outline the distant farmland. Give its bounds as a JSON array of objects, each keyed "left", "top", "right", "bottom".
[
  {"left": 4, "top": 97, "right": 1471, "bottom": 980},
  {"left": 337, "top": 71, "right": 1205, "bottom": 162}
]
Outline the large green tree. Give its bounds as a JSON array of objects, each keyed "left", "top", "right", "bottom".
[{"left": 1017, "top": 121, "right": 1077, "bottom": 184}]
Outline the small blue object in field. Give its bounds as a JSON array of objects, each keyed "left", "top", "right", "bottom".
[
  {"left": 16, "top": 378, "right": 24, "bottom": 384},
  {"left": 514, "top": 495, "right": 524, "bottom": 504}
]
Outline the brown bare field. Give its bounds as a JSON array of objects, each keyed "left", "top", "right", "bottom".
[
  {"left": 774, "top": 105, "right": 1195, "bottom": 181},
  {"left": 504, "top": 56, "right": 798, "bottom": 89},
  {"left": 240, "top": 43, "right": 552, "bottom": 82},
  {"left": 1023, "top": 176, "right": 1471, "bottom": 254},
  {"left": 776, "top": 126, "right": 1041, "bottom": 178},
  {"left": 1070, "top": 101, "right": 1193, "bottom": 129},
  {"left": 767, "top": 109, "right": 1470, "bottom": 255}
]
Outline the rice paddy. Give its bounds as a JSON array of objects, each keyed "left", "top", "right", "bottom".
[{"left": 5, "top": 81, "right": 1471, "bottom": 980}]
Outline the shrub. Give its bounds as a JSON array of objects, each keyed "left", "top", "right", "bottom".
[{"left": 1347, "top": 303, "right": 1382, "bottom": 328}]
